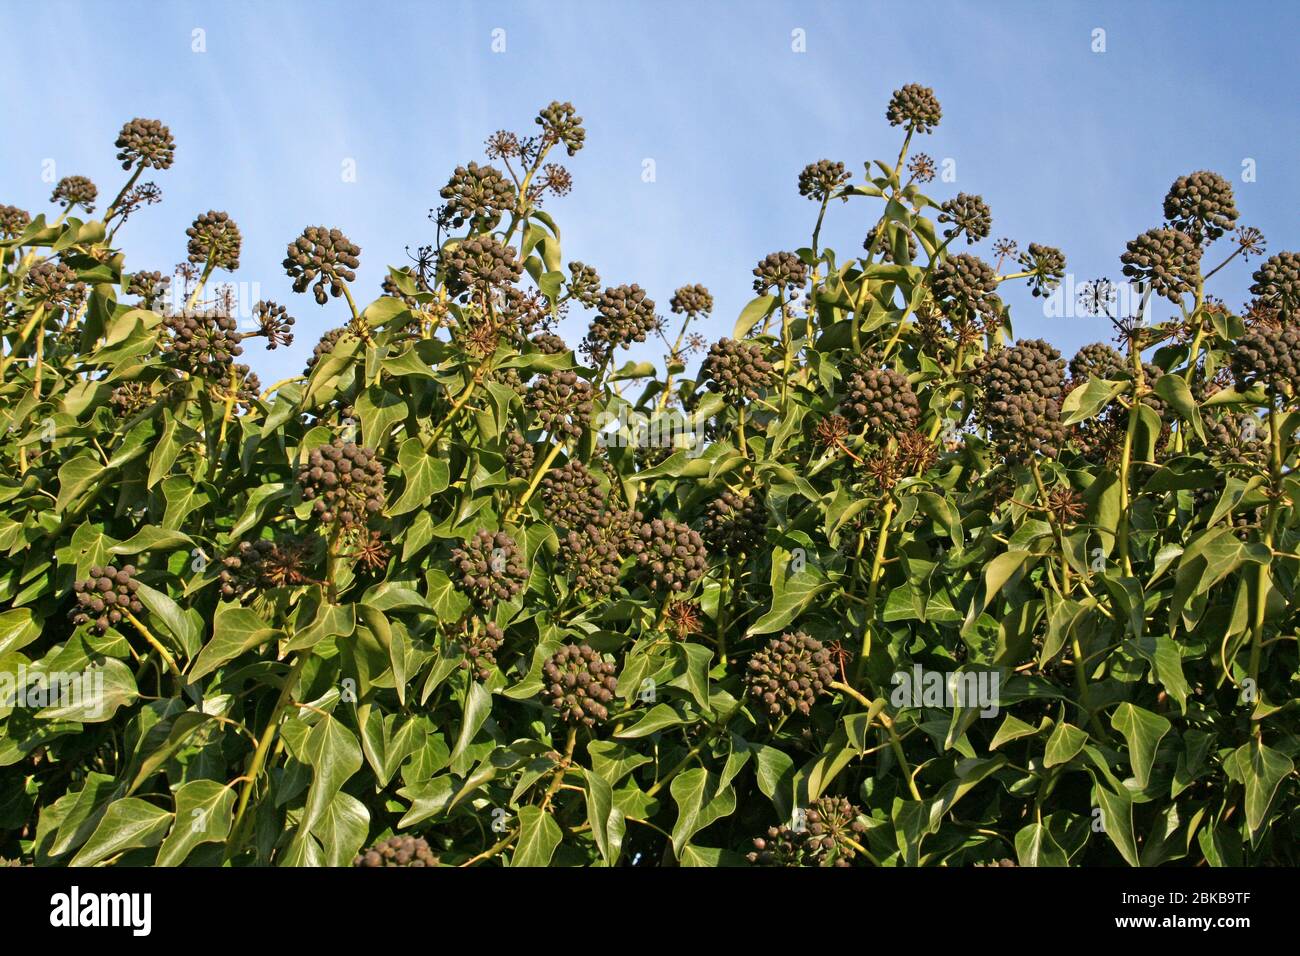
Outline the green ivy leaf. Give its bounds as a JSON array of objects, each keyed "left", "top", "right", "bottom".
[
  {"left": 189, "top": 605, "right": 277, "bottom": 681},
  {"left": 156, "top": 780, "right": 236, "bottom": 867},
  {"left": 389, "top": 438, "right": 450, "bottom": 515},
  {"left": 297, "top": 714, "right": 363, "bottom": 839},
  {"left": 1110, "top": 702, "right": 1172, "bottom": 789},
  {"left": 1223, "top": 740, "right": 1293, "bottom": 844},
  {"left": 1043, "top": 720, "right": 1088, "bottom": 767},
  {"left": 511, "top": 805, "right": 562, "bottom": 867},
  {"left": 69, "top": 797, "right": 172, "bottom": 866}
]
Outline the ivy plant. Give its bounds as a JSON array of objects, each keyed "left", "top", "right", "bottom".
[{"left": 0, "top": 89, "right": 1296, "bottom": 868}]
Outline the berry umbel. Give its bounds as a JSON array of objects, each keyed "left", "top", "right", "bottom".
[
  {"left": 353, "top": 835, "right": 439, "bottom": 867},
  {"left": 51, "top": 176, "right": 98, "bottom": 213},
  {"left": 938, "top": 193, "right": 992, "bottom": 244},
  {"left": 542, "top": 644, "right": 618, "bottom": 727},
  {"left": 451, "top": 530, "right": 527, "bottom": 608},
  {"left": 526, "top": 370, "right": 593, "bottom": 439},
  {"left": 1120, "top": 228, "right": 1201, "bottom": 302},
  {"left": 700, "top": 338, "right": 775, "bottom": 404},
  {"left": 630, "top": 517, "right": 708, "bottom": 593},
  {"left": 186, "top": 210, "right": 242, "bottom": 271},
  {"left": 1162, "top": 170, "right": 1238, "bottom": 244},
  {"left": 297, "top": 439, "right": 385, "bottom": 528},
  {"left": 71, "top": 564, "right": 144, "bottom": 634},
  {"left": 744, "top": 631, "right": 836, "bottom": 719},
  {"left": 886, "top": 83, "right": 942, "bottom": 133},
  {"left": 284, "top": 226, "right": 361, "bottom": 305},
  {"left": 114, "top": 118, "right": 176, "bottom": 171}
]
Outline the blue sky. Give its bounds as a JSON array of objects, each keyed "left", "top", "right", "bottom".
[{"left": 2, "top": 0, "right": 1296, "bottom": 381}]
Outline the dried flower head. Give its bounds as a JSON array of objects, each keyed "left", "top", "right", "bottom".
[
  {"left": 907, "top": 152, "right": 936, "bottom": 183},
  {"left": 252, "top": 300, "right": 295, "bottom": 349}
]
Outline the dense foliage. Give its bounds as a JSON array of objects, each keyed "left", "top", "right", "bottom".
[{"left": 1, "top": 88, "right": 1297, "bottom": 868}]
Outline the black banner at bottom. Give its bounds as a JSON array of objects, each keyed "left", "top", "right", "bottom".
[{"left": 0, "top": 864, "right": 1272, "bottom": 944}]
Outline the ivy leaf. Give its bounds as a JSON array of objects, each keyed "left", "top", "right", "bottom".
[
  {"left": 284, "top": 601, "right": 355, "bottom": 652},
  {"left": 450, "top": 681, "right": 493, "bottom": 772},
  {"left": 588, "top": 740, "right": 652, "bottom": 786},
  {"left": 747, "top": 544, "right": 829, "bottom": 636},
  {"left": 611, "top": 361, "right": 656, "bottom": 381},
  {"left": 1152, "top": 373, "right": 1206, "bottom": 442},
  {"left": 357, "top": 384, "right": 409, "bottom": 450},
  {"left": 1223, "top": 740, "right": 1293, "bottom": 843},
  {"left": 962, "top": 550, "right": 1035, "bottom": 636},
  {"left": 35, "top": 658, "right": 137, "bottom": 723},
  {"left": 1043, "top": 720, "right": 1088, "bottom": 767},
  {"left": 161, "top": 477, "right": 210, "bottom": 532},
  {"left": 511, "top": 805, "right": 562, "bottom": 867},
  {"left": 313, "top": 791, "right": 370, "bottom": 867},
  {"left": 0, "top": 608, "right": 40, "bottom": 655},
  {"left": 672, "top": 641, "right": 712, "bottom": 713},
  {"left": 989, "top": 713, "right": 1042, "bottom": 750},
  {"left": 298, "top": 714, "right": 363, "bottom": 837},
  {"left": 425, "top": 569, "right": 471, "bottom": 623},
  {"left": 156, "top": 780, "right": 236, "bottom": 867},
  {"left": 582, "top": 768, "right": 624, "bottom": 866},
  {"left": 389, "top": 438, "right": 450, "bottom": 516},
  {"left": 229, "top": 483, "right": 289, "bottom": 539},
  {"left": 1060, "top": 376, "right": 1127, "bottom": 425},
  {"left": 1091, "top": 782, "right": 1139, "bottom": 866},
  {"left": 733, "top": 295, "right": 777, "bottom": 338},
  {"left": 669, "top": 767, "right": 736, "bottom": 859},
  {"left": 1110, "top": 702, "right": 1171, "bottom": 789},
  {"left": 134, "top": 582, "right": 202, "bottom": 658},
  {"left": 189, "top": 605, "right": 277, "bottom": 681},
  {"left": 1015, "top": 821, "right": 1069, "bottom": 867},
  {"left": 615, "top": 702, "right": 688, "bottom": 738},
  {"left": 69, "top": 797, "right": 172, "bottom": 866},
  {"left": 749, "top": 742, "right": 796, "bottom": 820},
  {"left": 55, "top": 454, "right": 104, "bottom": 514}
]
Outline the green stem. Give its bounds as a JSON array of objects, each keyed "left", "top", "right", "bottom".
[
  {"left": 106, "top": 166, "right": 143, "bottom": 222},
  {"left": 1115, "top": 349, "right": 1145, "bottom": 577},
  {"left": 1, "top": 303, "right": 47, "bottom": 377},
  {"left": 779, "top": 296, "right": 793, "bottom": 415},
  {"left": 716, "top": 561, "right": 732, "bottom": 666},
  {"left": 258, "top": 375, "right": 305, "bottom": 402},
  {"left": 646, "top": 734, "right": 714, "bottom": 798},
  {"left": 184, "top": 257, "right": 216, "bottom": 312},
  {"left": 227, "top": 653, "right": 309, "bottom": 856},
  {"left": 864, "top": 128, "right": 914, "bottom": 262},
  {"left": 506, "top": 437, "right": 566, "bottom": 523},
  {"left": 125, "top": 610, "right": 184, "bottom": 690},
  {"left": 540, "top": 726, "right": 578, "bottom": 812},
  {"left": 1248, "top": 398, "right": 1282, "bottom": 685},
  {"left": 833, "top": 681, "right": 922, "bottom": 802},
  {"left": 210, "top": 365, "right": 240, "bottom": 479},
  {"left": 1174, "top": 299, "right": 1207, "bottom": 455},
  {"left": 341, "top": 282, "right": 366, "bottom": 336},
  {"left": 881, "top": 235, "right": 953, "bottom": 360},
  {"left": 854, "top": 498, "right": 896, "bottom": 679},
  {"left": 1030, "top": 457, "right": 1067, "bottom": 595},
  {"left": 425, "top": 355, "right": 495, "bottom": 450},
  {"left": 460, "top": 829, "right": 517, "bottom": 867},
  {"left": 325, "top": 523, "right": 344, "bottom": 603}
]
